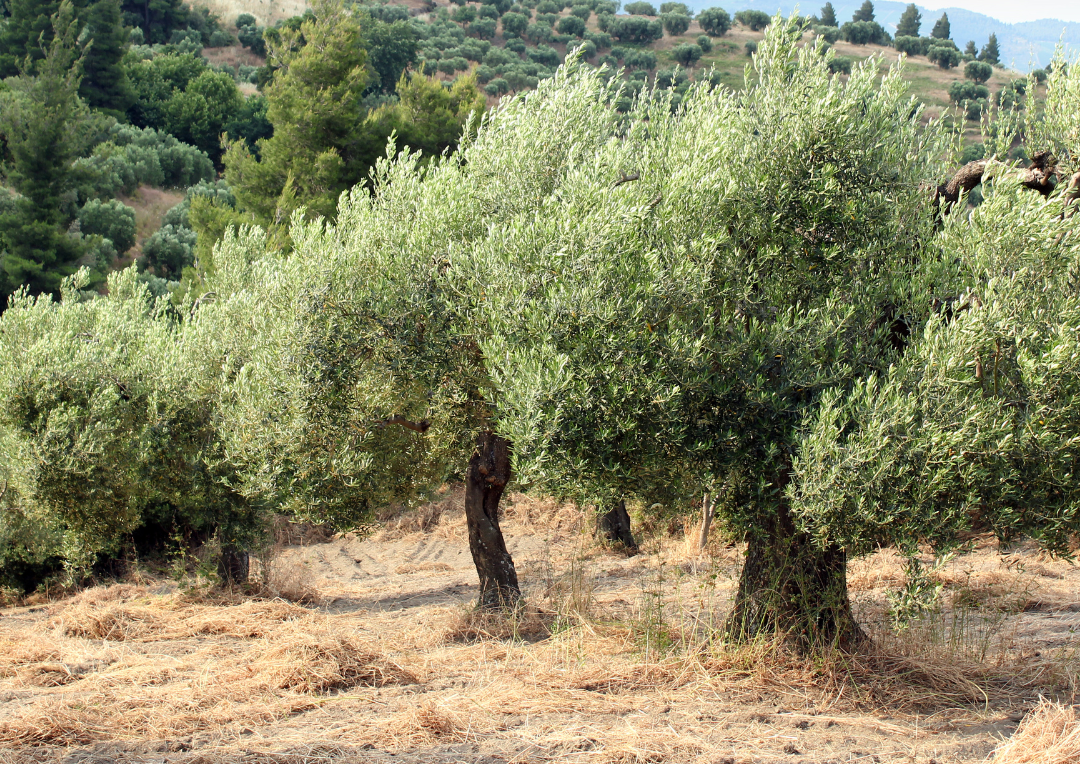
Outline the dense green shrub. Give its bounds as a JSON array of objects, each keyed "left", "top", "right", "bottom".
[
  {"left": 893, "top": 35, "right": 928, "bottom": 56},
  {"left": 671, "top": 43, "right": 701, "bottom": 66},
  {"left": 585, "top": 31, "right": 611, "bottom": 48},
  {"left": 501, "top": 11, "right": 529, "bottom": 36},
  {"left": 623, "top": 48, "right": 656, "bottom": 69},
  {"left": 142, "top": 223, "right": 198, "bottom": 277},
  {"left": 661, "top": 13, "right": 690, "bottom": 36},
  {"left": 696, "top": 34, "right": 712, "bottom": 52},
  {"left": 557, "top": 15, "right": 586, "bottom": 36},
  {"left": 948, "top": 80, "right": 989, "bottom": 103},
  {"left": 828, "top": 55, "right": 852, "bottom": 73},
  {"left": 697, "top": 7, "right": 730, "bottom": 36},
  {"left": 0, "top": 268, "right": 264, "bottom": 585},
  {"left": 470, "top": 18, "right": 497, "bottom": 38},
  {"left": 485, "top": 77, "right": 511, "bottom": 95},
  {"left": 608, "top": 15, "right": 663, "bottom": 43},
  {"left": 529, "top": 44, "right": 561, "bottom": 67},
  {"left": 964, "top": 60, "right": 992, "bottom": 84},
  {"left": 527, "top": 22, "right": 554, "bottom": 43},
  {"left": 623, "top": 1, "right": 657, "bottom": 15},
  {"left": 77, "top": 199, "right": 136, "bottom": 254},
  {"left": 840, "top": 20, "right": 888, "bottom": 45},
  {"left": 734, "top": 9, "right": 770, "bottom": 31},
  {"left": 75, "top": 124, "right": 215, "bottom": 198},
  {"left": 928, "top": 44, "right": 961, "bottom": 69}
]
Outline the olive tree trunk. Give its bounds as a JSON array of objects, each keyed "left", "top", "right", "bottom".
[
  {"left": 217, "top": 545, "right": 249, "bottom": 586},
  {"left": 597, "top": 499, "right": 638, "bottom": 552},
  {"left": 464, "top": 430, "right": 522, "bottom": 610},
  {"left": 697, "top": 493, "right": 715, "bottom": 552},
  {"left": 725, "top": 503, "right": 864, "bottom": 650}
]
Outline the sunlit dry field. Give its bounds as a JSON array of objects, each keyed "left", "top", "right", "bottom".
[{"left": 2, "top": 488, "right": 1078, "bottom": 763}]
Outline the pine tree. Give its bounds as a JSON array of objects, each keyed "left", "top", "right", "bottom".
[
  {"left": 852, "top": 0, "right": 874, "bottom": 23},
  {"left": 964, "top": 40, "right": 977, "bottom": 58},
  {"left": 931, "top": 12, "right": 950, "bottom": 40},
  {"left": 121, "top": 0, "right": 188, "bottom": 44},
  {"left": 0, "top": 1, "right": 88, "bottom": 297},
  {"left": 818, "top": 2, "right": 836, "bottom": 27},
  {"left": 980, "top": 33, "right": 999, "bottom": 65},
  {"left": 223, "top": 0, "right": 370, "bottom": 227},
  {"left": 0, "top": 0, "right": 64, "bottom": 78},
  {"left": 895, "top": 3, "right": 920, "bottom": 37},
  {"left": 79, "top": 0, "right": 133, "bottom": 118}
]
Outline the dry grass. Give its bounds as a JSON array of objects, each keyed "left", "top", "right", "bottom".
[
  {"left": 1, "top": 495, "right": 1078, "bottom": 762},
  {"left": 48, "top": 584, "right": 309, "bottom": 641},
  {"left": 220, "top": 621, "right": 417, "bottom": 694},
  {"left": 443, "top": 603, "right": 552, "bottom": 643},
  {"left": 991, "top": 699, "right": 1080, "bottom": 763},
  {"left": 201, "top": 43, "right": 265, "bottom": 67},
  {"left": 116, "top": 186, "right": 184, "bottom": 265},
  {"left": 197, "top": 0, "right": 308, "bottom": 28}
]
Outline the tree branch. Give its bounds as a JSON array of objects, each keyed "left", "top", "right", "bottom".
[
  {"left": 612, "top": 171, "right": 640, "bottom": 188},
  {"left": 379, "top": 415, "right": 431, "bottom": 433},
  {"left": 934, "top": 151, "right": 1059, "bottom": 212}
]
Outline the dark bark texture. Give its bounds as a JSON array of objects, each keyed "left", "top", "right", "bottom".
[
  {"left": 597, "top": 499, "right": 638, "bottom": 552},
  {"left": 726, "top": 503, "right": 864, "bottom": 651},
  {"left": 465, "top": 430, "right": 522, "bottom": 609},
  {"left": 934, "top": 151, "right": 1059, "bottom": 213},
  {"left": 217, "top": 546, "right": 250, "bottom": 586}
]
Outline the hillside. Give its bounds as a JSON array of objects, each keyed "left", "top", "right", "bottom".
[{"left": 709, "top": 0, "right": 1080, "bottom": 69}]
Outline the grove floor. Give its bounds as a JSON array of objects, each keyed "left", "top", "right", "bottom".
[{"left": 1, "top": 488, "right": 1078, "bottom": 763}]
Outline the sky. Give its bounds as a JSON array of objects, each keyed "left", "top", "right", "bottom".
[{"left": 915, "top": 1, "right": 1080, "bottom": 24}]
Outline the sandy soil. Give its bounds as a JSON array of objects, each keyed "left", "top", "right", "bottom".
[{"left": 1, "top": 488, "right": 1077, "bottom": 763}]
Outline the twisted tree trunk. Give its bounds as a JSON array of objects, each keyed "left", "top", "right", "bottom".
[
  {"left": 725, "top": 502, "right": 864, "bottom": 651},
  {"left": 464, "top": 430, "right": 521, "bottom": 610},
  {"left": 934, "top": 150, "right": 1058, "bottom": 212},
  {"left": 597, "top": 499, "right": 638, "bottom": 552}
]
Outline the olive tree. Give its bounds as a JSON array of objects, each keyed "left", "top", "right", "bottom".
[
  {"left": 466, "top": 18, "right": 950, "bottom": 647},
  {"left": 202, "top": 66, "right": 622, "bottom": 609},
  {"left": 0, "top": 269, "right": 261, "bottom": 584}
]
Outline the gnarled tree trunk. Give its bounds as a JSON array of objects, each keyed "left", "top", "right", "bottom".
[
  {"left": 217, "top": 545, "right": 249, "bottom": 586},
  {"left": 464, "top": 430, "right": 521, "bottom": 610},
  {"left": 726, "top": 503, "right": 864, "bottom": 651},
  {"left": 597, "top": 499, "right": 638, "bottom": 552}
]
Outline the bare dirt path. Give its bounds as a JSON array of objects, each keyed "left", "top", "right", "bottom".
[{"left": 1, "top": 489, "right": 1077, "bottom": 763}]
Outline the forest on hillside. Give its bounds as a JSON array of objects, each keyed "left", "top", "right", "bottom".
[{"left": 1, "top": 0, "right": 1027, "bottom": 308}]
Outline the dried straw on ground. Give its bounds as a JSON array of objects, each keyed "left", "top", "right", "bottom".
[{"left": 991, "top": 699, "right": 1080, "bottom": 764}]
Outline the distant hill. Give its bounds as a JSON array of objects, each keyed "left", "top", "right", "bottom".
[{"left": 688, "top": 1, "right": 1080, "bottom": 69}]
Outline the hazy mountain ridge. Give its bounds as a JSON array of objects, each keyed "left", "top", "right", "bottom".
[{"left": 685, "top": 0, "right": 1080, "bottom": 69}]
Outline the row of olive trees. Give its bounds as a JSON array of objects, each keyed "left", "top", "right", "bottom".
[{"left": 3, "top": 17, "right": 1079, "bottom": 648}]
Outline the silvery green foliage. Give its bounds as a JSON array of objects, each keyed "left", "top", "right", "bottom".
[
  {"left": 1027, "top": 53, "right": 1080, "bottom": 174},
  {"left": 791, "top": 176, "right": 1080, "bottom": 557},
  {"left": 201, "top": 61, "right": 624, "bottom": 525},
  {"left": 0, "top": 269, "right": 256, "bottom": 578},
  {"left": 469, "top": 16, "right": 947, "bottom": 518},
  {"left": 74, "top": 124, "right": 215, "bottom": 199},
  {"left": 790, "top": 56, "right": 1080, "bottom": 557}
]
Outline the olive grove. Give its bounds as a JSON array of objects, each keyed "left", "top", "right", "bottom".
[{"left": 1, "top": 17, "right": 1079, "bottom": 651}]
